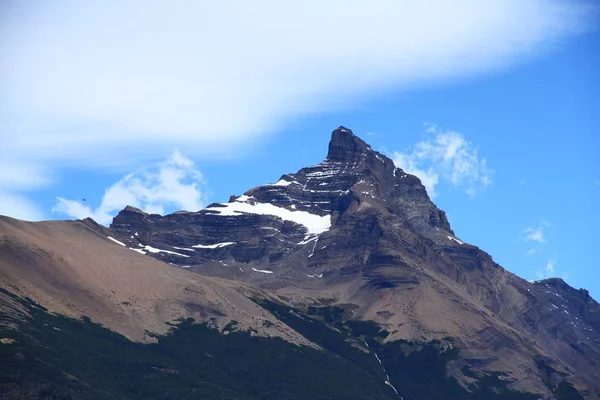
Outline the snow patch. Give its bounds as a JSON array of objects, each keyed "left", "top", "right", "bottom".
[
  {"left": 308, "top": 239, "right": 319, "bottom": 258},
  {"left": 192, "top": 242, "right": 236, "bottom": 249},
  {"left": 129, "top": 247, "right": 147, "bottom": 255},
  {"left": 374, "top": 353, "right": 382, "bottom": 365},
  {"left": 298, "top": 236, "right": 319, "bottom": 245},
  {"left": 206, "top": 198, "right": 331, "bottom": 235},
  {"left": 172, "top": 246, "right": 196, "bottom": 252},
  {"left": 107, "top": 236, "right": 126, "bottom": 247},
  {"left": 385, "top": 380, "right": 400, "bottom": 396},
  {"left": 141, "top": 245, "right": 191, "bottom": 257},
  {"left": 252, "top": 267, "right": 274, "bottom": 274},
  {"left": 267, "top": 178, "right": 294, "bottom": 187},
  {"left": 447, "top": 236, "right": 464, "bottom": 245},
  {"left": 236, "top": 195, "right": 252, "bottom": 202}
]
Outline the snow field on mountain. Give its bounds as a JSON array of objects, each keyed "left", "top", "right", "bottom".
[{"left": 206, "top": 197, "right": 331, "bottom": 235}]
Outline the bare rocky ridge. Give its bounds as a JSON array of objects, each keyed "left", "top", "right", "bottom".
[{"left": 1, "top": 127, "right": 599, "bottom": 399}]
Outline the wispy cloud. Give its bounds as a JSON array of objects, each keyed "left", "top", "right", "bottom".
[
  {"left": 0, "top": 192, "right": 45, "bottom": 221},
  {"left": 392, "top": 124, "right": 493, "bottom": 198},
  {"left": 536, "top": 259, "right": 557, "bottom": 279},
  {"left": 522, "top": 219, "right": 559, "bottom": 280},
  {"left": 524, "top": 227, "right": 545, "bottom": 243},
  {"left": 0, "top": 0, "right": 593, "bottom": 219},
  {"left": 0, "top": 160, "right": 51, "bottom": 220},
  {"left": 523, "top": 219, "right": 552, "bottom": 243},
  {"left": 52, "top": 150, "right": 206, "bottom": 225}
]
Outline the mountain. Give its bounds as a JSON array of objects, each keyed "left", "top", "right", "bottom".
[
  {"left": 0, "top": 216, "right": 308, "bottom": 344},
  {"left": 1, "top": 127, "right": 599, "bottom": 399}
]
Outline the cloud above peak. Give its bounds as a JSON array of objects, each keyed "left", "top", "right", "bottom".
[
  {"left": 1, "top": 1, "right": 593, "bottom": 161},
  {"left": 536, "top": 259, "right": 557, "bottom": 279},
  {"left": 0, "top": 0, "right": 593, "bottom": 220},
  {"left": 523, "top": 219, "right": 552, "bottom": 243},
  {"left": 392, "top": 124, "right": 493, "bottom": 198},
  {"left": 52, "top": 150, "right": 206, "bottom": 225}
]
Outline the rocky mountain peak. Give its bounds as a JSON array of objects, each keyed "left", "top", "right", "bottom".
[
  {"left": 324, "top": 127, "right": 401, "bottom": 189},
  {"left": 326, "top": 126, "right": 373, "bottom": 163},
  {"left": 123, "top": 205, "right": 147, "bottom": 214},
  {"left": 110, "top": 126, "right": 455, "bottom": 277}
]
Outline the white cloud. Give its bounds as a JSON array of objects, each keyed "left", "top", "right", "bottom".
[
  {"left": 0, "top": 160, "right": 51, "bottom": 221},
  {"left": 536, "top": 259, "right": 556, "bottom": 279},
  {"left": 0, "top": 1, "right": 592, "bottom": 164},
  {"left": 392, "top": 124, "right": 493, "bottom": 198},
  {"left": 523, "top": 219, "right": 552, "bottom": 243},
  {"left": 0, "top": 161, "right": 52, "bottom": 190},
  {"left": 0, "top": 192, "right": 45, "bottom": 221},
  {"left": 524, "top": 227, "right": 545, "bottom": 243},
  {"left": 52, "top": 150, "right": 206, "bottom": 225},
  {"left": 546, "top": 260, "right": 555, "bottom": 275},
  {"left": 0, "top": 1, "right": 592, "bottom": 219}
]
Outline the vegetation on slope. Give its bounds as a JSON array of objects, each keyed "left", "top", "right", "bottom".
[{"left": 0, "top": 289, "right": 575, "bottom": 400}]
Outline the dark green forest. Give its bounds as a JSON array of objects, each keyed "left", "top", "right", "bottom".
[{"left": 0, "top": 290, "right": 580, "bottom": 399}]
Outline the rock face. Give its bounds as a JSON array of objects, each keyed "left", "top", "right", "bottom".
[
  {"left": 104, "top": 127, "right": 598, "bottom": 398},
  {"left": 110, "top": 127, "right": 453, "bottom": 280}
]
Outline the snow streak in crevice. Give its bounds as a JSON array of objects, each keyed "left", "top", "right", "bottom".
[{"left": 365, "top": 341, "right": 402, "bottom": 398}]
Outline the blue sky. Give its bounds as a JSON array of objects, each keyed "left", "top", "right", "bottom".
[{"left": 1, "top": 1, "right": 598, "bottom": 298}]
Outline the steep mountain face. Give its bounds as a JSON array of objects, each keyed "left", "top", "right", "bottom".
[
  {"left": 1, "top": 127, "right": 599, "bottom": 399},
  {"left": 110, "top": 128, "right": 453, "bottom": 284},
  {"left": 108, "top": 127, "right": 600, "bottom": 399}
]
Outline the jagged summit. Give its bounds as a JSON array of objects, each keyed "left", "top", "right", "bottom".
[
  {"left": 326, "top": 127, "right": 396, "bottom": 175},
  {"left": 123, "top": 205, "right": 147, "bottom": 214},
  {"left": 327, "top": 126, "right": 372, "bottom": 162},
  {"left": 533, "top": 277, "right": 596, "bottom": 303},
  {"left": 110, "top": 126, "right": 454, "bottom": 278}
]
